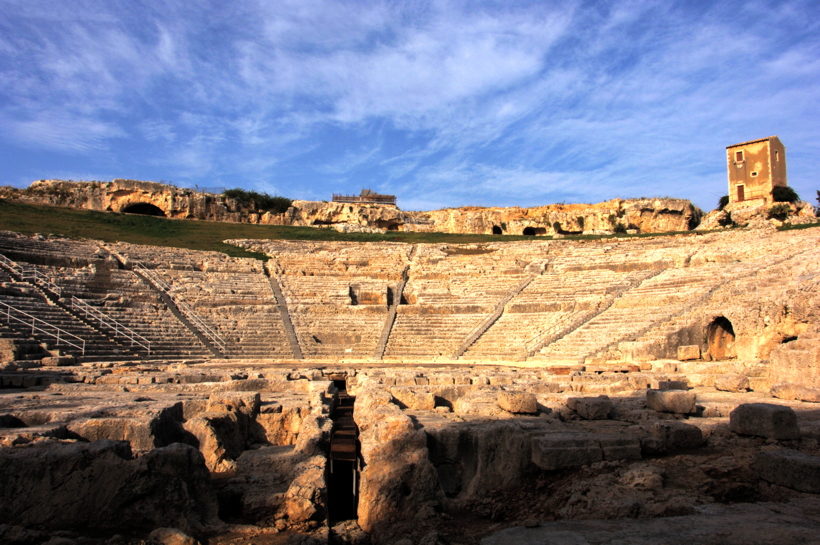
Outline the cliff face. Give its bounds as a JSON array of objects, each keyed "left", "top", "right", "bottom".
[
  {"left": 0, "top": 179, "right": 701, "bottom": 235},
  {"left": 0, "top": 179, "right": 250, "bottom": 221},
  {"left": 402, "top": 198, "right": 699, "bottom": 236}
]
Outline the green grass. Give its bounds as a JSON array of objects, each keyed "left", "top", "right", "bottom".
[
  {"left": 778, "top": 221, "right": 820, "bottom": 232},
  {"left": 0, "top": 199, "right": 732, "bottom": 261},
  {"left": 0, "top": 200, "right": 547, "bottom": 258}
]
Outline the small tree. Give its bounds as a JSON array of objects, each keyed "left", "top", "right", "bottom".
[
  {"left": 717, "top": 195, "right": 729, "bottom": 210},
  {"left": 772, "top": 185, "right": 800, "bottom": 203}
]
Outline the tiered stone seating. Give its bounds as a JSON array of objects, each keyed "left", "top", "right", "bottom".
[
  {"left": 384, "top": 309, "right": 490, "bottom": 357},
  {"left": 0, "top": 287, "right": 134, "bottom": 361},
  {"left": 532, "top": 264, "right": 738, "bottom": 363},
  {"left": 237, "top": 241, "right": 409, "bottom": 359},
  {"left": 107, "top": 242, "right": 260, "bottom": 273},
  {"left": 0, "top": 231, "right": 110, "bottom": 268},
  {"left": 153, "top": 269, "right": 291, "bottom": 359},
  {"left": 26, "top": 264, "right": 211, "bottom": 360},
  {"left": 384, "top": 244, "right": 532, "bottom": 359},
  {"left": 464, "top": 269, "right": 638, "bottom": 359}
]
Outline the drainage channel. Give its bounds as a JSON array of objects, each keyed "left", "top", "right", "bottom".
[{"left": 328, "top": 377, "right": 360, "bottom": 522}]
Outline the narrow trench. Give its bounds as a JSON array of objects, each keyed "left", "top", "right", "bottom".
[{"left": 328, "top": 377, "right": 360, "bottom": 522}]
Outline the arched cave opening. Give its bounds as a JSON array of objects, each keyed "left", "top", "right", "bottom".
[
  {"left": 707, "top": 317, "right": 736, "bottom": 360},
  {"left": 523, "top": 227, "right": 536, "bottom": 236},
  {"left": 386, "top": 223, "right": 400, "bottom": 231},
  {"left": 122, "top": 203, "right": 166, "bottom": 217},
  {"left": 492, "top": 225, "right": 503, "bottom": 235}
]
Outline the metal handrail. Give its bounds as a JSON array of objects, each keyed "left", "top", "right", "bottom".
[
  {"left": 0, "top": 300, "right": 85, "bottom": 354},
  {"left": 0, "top": 253, "right": 63, "bottom": 297},
  {"left": 133, "top": 263, "right": 227, "bottom": 353},
  {"left": 70, "top": 296, "right": 151, "bottom": 354}
]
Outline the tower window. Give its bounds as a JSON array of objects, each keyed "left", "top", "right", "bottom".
[
  {"left": 775, "top": 150, "right": 779, "bottom": 162},
  {"left": 735, "top": 150, "right": 744, "bottom": 161},
  {"left": 751, "top": 171, "right": 758, "bottom": 177}
]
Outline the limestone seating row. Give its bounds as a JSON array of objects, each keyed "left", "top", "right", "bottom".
[
  {"left": 384, "top": 313, "right": 488, "bottom": 357},
  {"left": 33, "top": 265, "right": 212, "bottom": 359},
  {"left": 34, "top": 265, "right": 151, "bottom": 302},
  {"left": 463, "top": 270, "right": 645, "bottom": 358},
  {"left": 405, "top": 274, "right": 528, "bottom": 305},
  {"left": 195, "top": 304, "right": 291, "bottom": 359},
  {"left": 291, "top": 307, "right": 387, "bottom": 358},
  {"left": 91, "top": 306, "right": 212, "bottom": 359},
  {"left": 0, "top": 292, "right": 135, "bottom": 361},
  {"left": 158, "top": 270, "right": 276, "bottom": 304},
  {"left": 0, "top": 232, "right": 106, "bottom": 266},
  {"left": 109, "top": 242, "right": 262, "bottom": 274},
  {"left": 280, "top": 276, "right": 393, "bottom": 305},
  {"left": 464, "top": 311, "right": 570, "bottom": 358},
  {"left": 532, "top": 265, "right": 736, "bottom": 362}
]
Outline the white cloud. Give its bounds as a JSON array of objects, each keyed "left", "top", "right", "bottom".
[{"left": 0, "top": 0, "right": 818, "bottom": 211}]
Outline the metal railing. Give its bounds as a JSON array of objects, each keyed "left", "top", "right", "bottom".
[
  {"left": 0, "top": 300, "right": 85, "bottom": 355},
  {"left": 70, "top": 297, "right": 151, "bottom": 354},
  {"left": 133, "top": 263, "right": 227, "bottom": 353},
  {"left": 0, "top": 254, "right": 63, "bottom": 297}
]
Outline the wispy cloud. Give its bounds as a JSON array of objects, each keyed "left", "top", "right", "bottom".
[{"left": 0, "top": 0, "right": 818, "bottom": 210}]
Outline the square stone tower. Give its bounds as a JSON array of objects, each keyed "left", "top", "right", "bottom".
[{"left": 726, "top": 136, "right": 787, "bottom": 206}]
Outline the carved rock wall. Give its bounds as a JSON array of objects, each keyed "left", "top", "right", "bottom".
[{"left": 1, "top": 180, "right": 702, "bottom": 235}]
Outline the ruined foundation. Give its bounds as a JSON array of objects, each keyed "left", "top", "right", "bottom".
[{"left": 1, "top": 226, "right": 820, "bottom": 544}]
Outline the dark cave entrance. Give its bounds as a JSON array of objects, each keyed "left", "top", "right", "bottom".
[
  {"left": 121, "top": 203, "right": 167, "bottom": 217},
  {"left": 492, "top": 225, "right": 503, "bottom": 235}
]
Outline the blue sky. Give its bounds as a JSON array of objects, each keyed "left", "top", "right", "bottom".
[{"left": 1, "top": 0, "right": 818, "bottom": 211}]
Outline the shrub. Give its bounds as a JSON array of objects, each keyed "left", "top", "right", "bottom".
[
  {"left": 773, "top": 186, "right": 800, "bottom": 203},
  {"left": 613, "top": 223, "right": 627, "bottom": 234},
  {"left": 767, "top": 203, "right": 792, "bottom": 221},
  {"left": 717, "top": 214, "right": 735, "bottom": 227},
  {"left": 223, "top": 188, "right": 292, "bottom": 214},
  {"left": 718, "top": 195, "right": 729, "bottom": 210}
]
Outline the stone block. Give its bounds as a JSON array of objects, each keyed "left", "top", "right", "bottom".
[
  {"left": 41, "top": 356, "right": 76, "bottom": 367},
  {"left": 714, "top": 374, "right": 750, "bottom": 392},
  {"left": 651, "top": 421, "right": 704, "bottom": 451},
  {"left": 754, "top": 449, "right": 820, "bottom": 493},
  {"left": 770, "top": 383, "right": 820, "bottom": 403},
  {"left": 569, "top": 396, "right": 612, "bottom": 420},
  {"left": 389, "top": 387, "right": 435, "bottom": 410},
  {"left": 599, "top": 435, "right": 642, "bottom": 461},
  {"left": 645, "top": 390, "right": 696, "bottom": 414},
  {"left": 677, "top": 345, "right": 701, "bottom": 361},
  {"left": 531, "top": 434, "right": 602, "bottom": 470},
  {"left": 497, "top": 391, "right": 537, "bottom": 414},
  {"left": 730, "top": 403, "right": 800, "bottom": 440},
  {"left": 651, "top": 379, "right": 689, "bottom": 391}
]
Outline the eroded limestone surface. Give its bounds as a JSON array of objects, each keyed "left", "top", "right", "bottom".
[
  {"left": 0, "top": 225, "right": 819, "bottom": 544},
  {"left": 1, "top": 361, "right": 820, "bottom": 544}
]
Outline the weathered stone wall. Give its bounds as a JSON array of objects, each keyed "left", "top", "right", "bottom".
[
  {"left": 1, "top": 179, "right": 702, "bottom": 235},
  {"left": 401, "top": 198, "right": 700, "bottom": 236}
]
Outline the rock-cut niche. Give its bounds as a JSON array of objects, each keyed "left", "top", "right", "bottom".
[
  {"left": 706, "top": 316, "right": 736, "bottom": 360},
  {"left": 122, "top": 203, "right": 167, "bottom": 217}
]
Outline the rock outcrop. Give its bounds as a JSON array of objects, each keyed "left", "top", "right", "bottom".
[
  {"left": 0, "top": 440, "right": 219, "bottom": 535},
  {"left": 1, "top": 179, "right": 703, "bottom": 235},
  {"left": 0, "top": 179, "right": 252, "bottom": 221}
]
